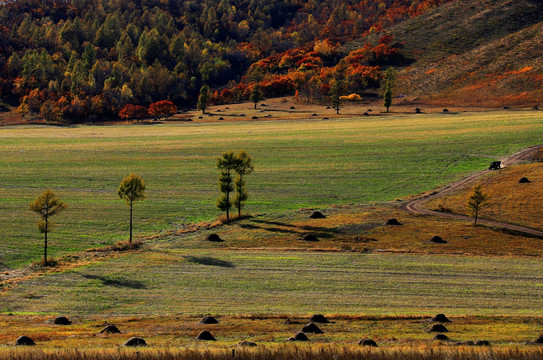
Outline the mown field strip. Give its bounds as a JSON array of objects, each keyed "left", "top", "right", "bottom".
[
  {"left": 1, "top": 111, "right": 542, "bottom": 267},
  {"left": 3, "top": 250, "right": 542, "bottom": 316}
]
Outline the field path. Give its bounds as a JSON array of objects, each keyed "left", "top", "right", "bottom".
[{"left": 405, "top": 145, "right": 543, "bottom": 237}]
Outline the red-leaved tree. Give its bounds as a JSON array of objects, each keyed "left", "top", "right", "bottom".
[
  {"left": 148, "top": 100, "right": 177, "bottom": 121},
  {"left": 119, "top": 104, "right": 149, "bottom": 122}
]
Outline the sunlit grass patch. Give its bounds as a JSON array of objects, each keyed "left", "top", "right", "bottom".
[
  {"left": 1, "top": 111, "right": 542, "bottom": 267},
  {"left": 426, "top": 162, "right": 543, "bottom": 229},
  {"left": 3, "top": 247, "right": 543, "bottom": 316}
]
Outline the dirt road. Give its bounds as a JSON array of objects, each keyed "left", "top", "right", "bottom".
[{"left": 405, "top": 145, "right": 543, "bottom": 237}]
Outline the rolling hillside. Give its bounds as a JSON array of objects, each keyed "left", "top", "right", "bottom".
[{"left": 368, "top": 0, "right": 543, "bottom": 106}]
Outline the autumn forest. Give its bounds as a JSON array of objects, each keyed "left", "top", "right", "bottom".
[{"left": 0, "top": 0, "right": 450, "bottom": 122}]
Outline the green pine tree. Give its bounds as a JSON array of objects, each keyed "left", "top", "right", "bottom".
[
  {"left": 383, "top": 67, "right": 396, "bottom": 112},
  {"left": 30, "top": 189, "right": 67, "bottom": 266},
  {"left": 233, "top": 150, "right": 254, "bottom": 217},
  {"left": 216, "top": 151, "right": 237, "bottom": 221},
  {"left": 249, "top": 83, "right": 263, "bottom": 110},
  {"left": 467, "top": 185, "right": 489, "bottom": 226},
  {"left": 383, "top": 80, "right": 392, "bottom": 112},
  {"left": 197, "top": 85, "right": 211, "bottom": 114}
]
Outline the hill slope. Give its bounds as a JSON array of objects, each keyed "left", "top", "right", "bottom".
[{"left": 388, "top": 0, "right": 543, "bottom": 106}]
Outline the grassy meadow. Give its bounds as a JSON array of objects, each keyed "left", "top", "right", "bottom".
[
  {"left": 1, "top": 110, "right": 542, "bottom": 267},
  {"left": 3, "top": 249, "right": 543, "bottom": 316},
  {"left": 1, "top": 108, "right": 543, "bottom": 357}
]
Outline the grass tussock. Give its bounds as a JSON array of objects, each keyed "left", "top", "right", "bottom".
[
  {"left": 1, "top": 346, "right": 543, "bottom": 360},
  {"left": 30, "top": 258, "right": 58, "bottom": 268},
  {"left": 87, "top": 240, "right": 144, "bottom": 253}
]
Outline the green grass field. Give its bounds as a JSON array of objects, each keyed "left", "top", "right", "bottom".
[
  {"left": 3, "top": 250, "right": 543, "bottom": 316},
  {"left": 1, "top": 111, "right": 542, "bottom": 267}
]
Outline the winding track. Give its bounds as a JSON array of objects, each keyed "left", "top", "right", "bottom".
[{"left": 405, "top": 145, "right": 543, "bottom": 238}]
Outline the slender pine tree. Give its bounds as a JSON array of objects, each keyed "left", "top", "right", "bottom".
[
  {"left": 197, "top": 84, "right": 211, "bottom": 114},
  {"left": 117, "top": 173, "right": 146, "bottom": 244},
  {"left": 30, "top": 189, "right": 67, "bottom": 265},
  {"left": 216, "top": 151, "right": 237, "bottom": 221},
  {"left": 233, "top": 150, "right": 254, "bottom": 217},
  {"left": 467, "top": 185, "right": 489, "bottom": 225}
]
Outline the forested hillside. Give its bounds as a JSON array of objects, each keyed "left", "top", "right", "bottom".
[{"left": 0, "top": 0, "right": 449, "bottom": 122}]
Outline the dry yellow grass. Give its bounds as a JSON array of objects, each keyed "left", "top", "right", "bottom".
[
  {"left": 1, "top": 314, "right": 542, "bottom": 351},
  {"left": 426, "top": 162, "right": 543, "bottom": 230},
  {"left": 173, "top": 204, "right": 543, "bottom": 257},
  {"left": 2, "top": 346, "right": 543, "bottom": 360}
]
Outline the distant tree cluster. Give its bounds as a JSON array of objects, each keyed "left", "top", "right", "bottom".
[
  {"left": 0, "top": 0, "right": 451, "bottom": 122},
  {"left": 118, "top": 100, "right": 176, "bottom": 122},
  {"left": 211, "top": 36, "right": 406, "bottom": 107}
]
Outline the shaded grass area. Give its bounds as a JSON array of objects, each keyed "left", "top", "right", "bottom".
[
  {"left": 2, "top": 249, "right": 542, "bottom": 316},
  {"left": 1, "top": 111, "right": 542, "bottom": 267}
]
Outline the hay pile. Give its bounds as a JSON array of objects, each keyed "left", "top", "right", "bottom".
[
  {"left": 196, "top": 331, "right": 216, "bottom": 340},
  {"left": 206, "top": 234, "right": 224, "bottom": 242},
  {"left": 53, "top": 316, "right": 72, "bottom": 325},
  {"left": 430, "top": 236, "right": 447, "bottom": 244},
  {"left": 431, "top": 314, "right": 451, "bottom": 323},
  {"left": 384, "top": 218, "right": 401, "bottom": 226},
  {"left": 429, "top": 324, "right": 448, "bottom": 332},
  {"left": 302, "top": 234, "right": 319, "bottom": 242},
  {"left": 15, "top": 336, "right": 35, "bottom": 346},
  {"left": 199, "top": 316, "right": 219, "bottom": 324},
  {"left": 434, "top": 334, "right": 449, "bottom": 341},
  {"left": 288, "top": 331, "right": 309, "bottom": 341},
  {"left": 309, "top": 314, "right": 329, "bottom": 323},
  {"left": 123, "top": 337, "right": 147, "bottom": 347},
  {"left": 100, "top": 325, "right": 121, "bottom": 334},
  {"left": 359, "top": 338, "right": 378, "bottom": 347},
  {"left": 301, "top": 322, "right": 323, "bottom": 334},
  {"left": 309, "top": 211, "right": 326, "bottom": 219}
]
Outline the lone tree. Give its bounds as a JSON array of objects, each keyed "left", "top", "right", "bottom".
[
  {"left": 383, "top": 67, "right": 397, "bottom": 112},
  {"left": 30, "top": 189, "right": 67, "bottom": 265},
  {"left": 249, "top": 65, "right": 265, "bottom": 109},
  {"left": 249, "top": 83, "right": 263, "bottom": 110},
  {"left": 330, "top": 60, "right": 347, "bottom": 114},
  {"left": 148, "top": 100, "right": 177, "bottom": 121},
  {"left": 117, "top": 173, "right": 146, "bottom": 244},
  {"left": 467, "top": 185, "right": 489, "bottom": 225},
  {"left": 216, "top": 151, "right": 237, "bottom": 221},
  {"left": 197, "top": 85, "right": 211, "bottom": 114},
  {"left": 233, "top": 150, "right": 254, "bottom": 217}
]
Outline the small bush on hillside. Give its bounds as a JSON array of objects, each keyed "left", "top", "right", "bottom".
[{"left": 339, "top": 93, "right": 362, "bottom": 101}]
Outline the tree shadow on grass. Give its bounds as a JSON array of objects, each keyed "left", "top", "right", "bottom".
[
  {"left": 183, "top": 256, "right": 235, "bottom": 268},
  {"left": 251, "top": 219, "right": 298, "bottom": 228},
  {"left": 80, "top": 274, "right": 147, "bottom": 289},
  {"left": 247, "top": 219, "right": 339, "bottom": 239}
]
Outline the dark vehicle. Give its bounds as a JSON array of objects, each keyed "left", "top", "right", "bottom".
[{"left": 489, "top": 161, "right": 501, "bottom": 170}]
